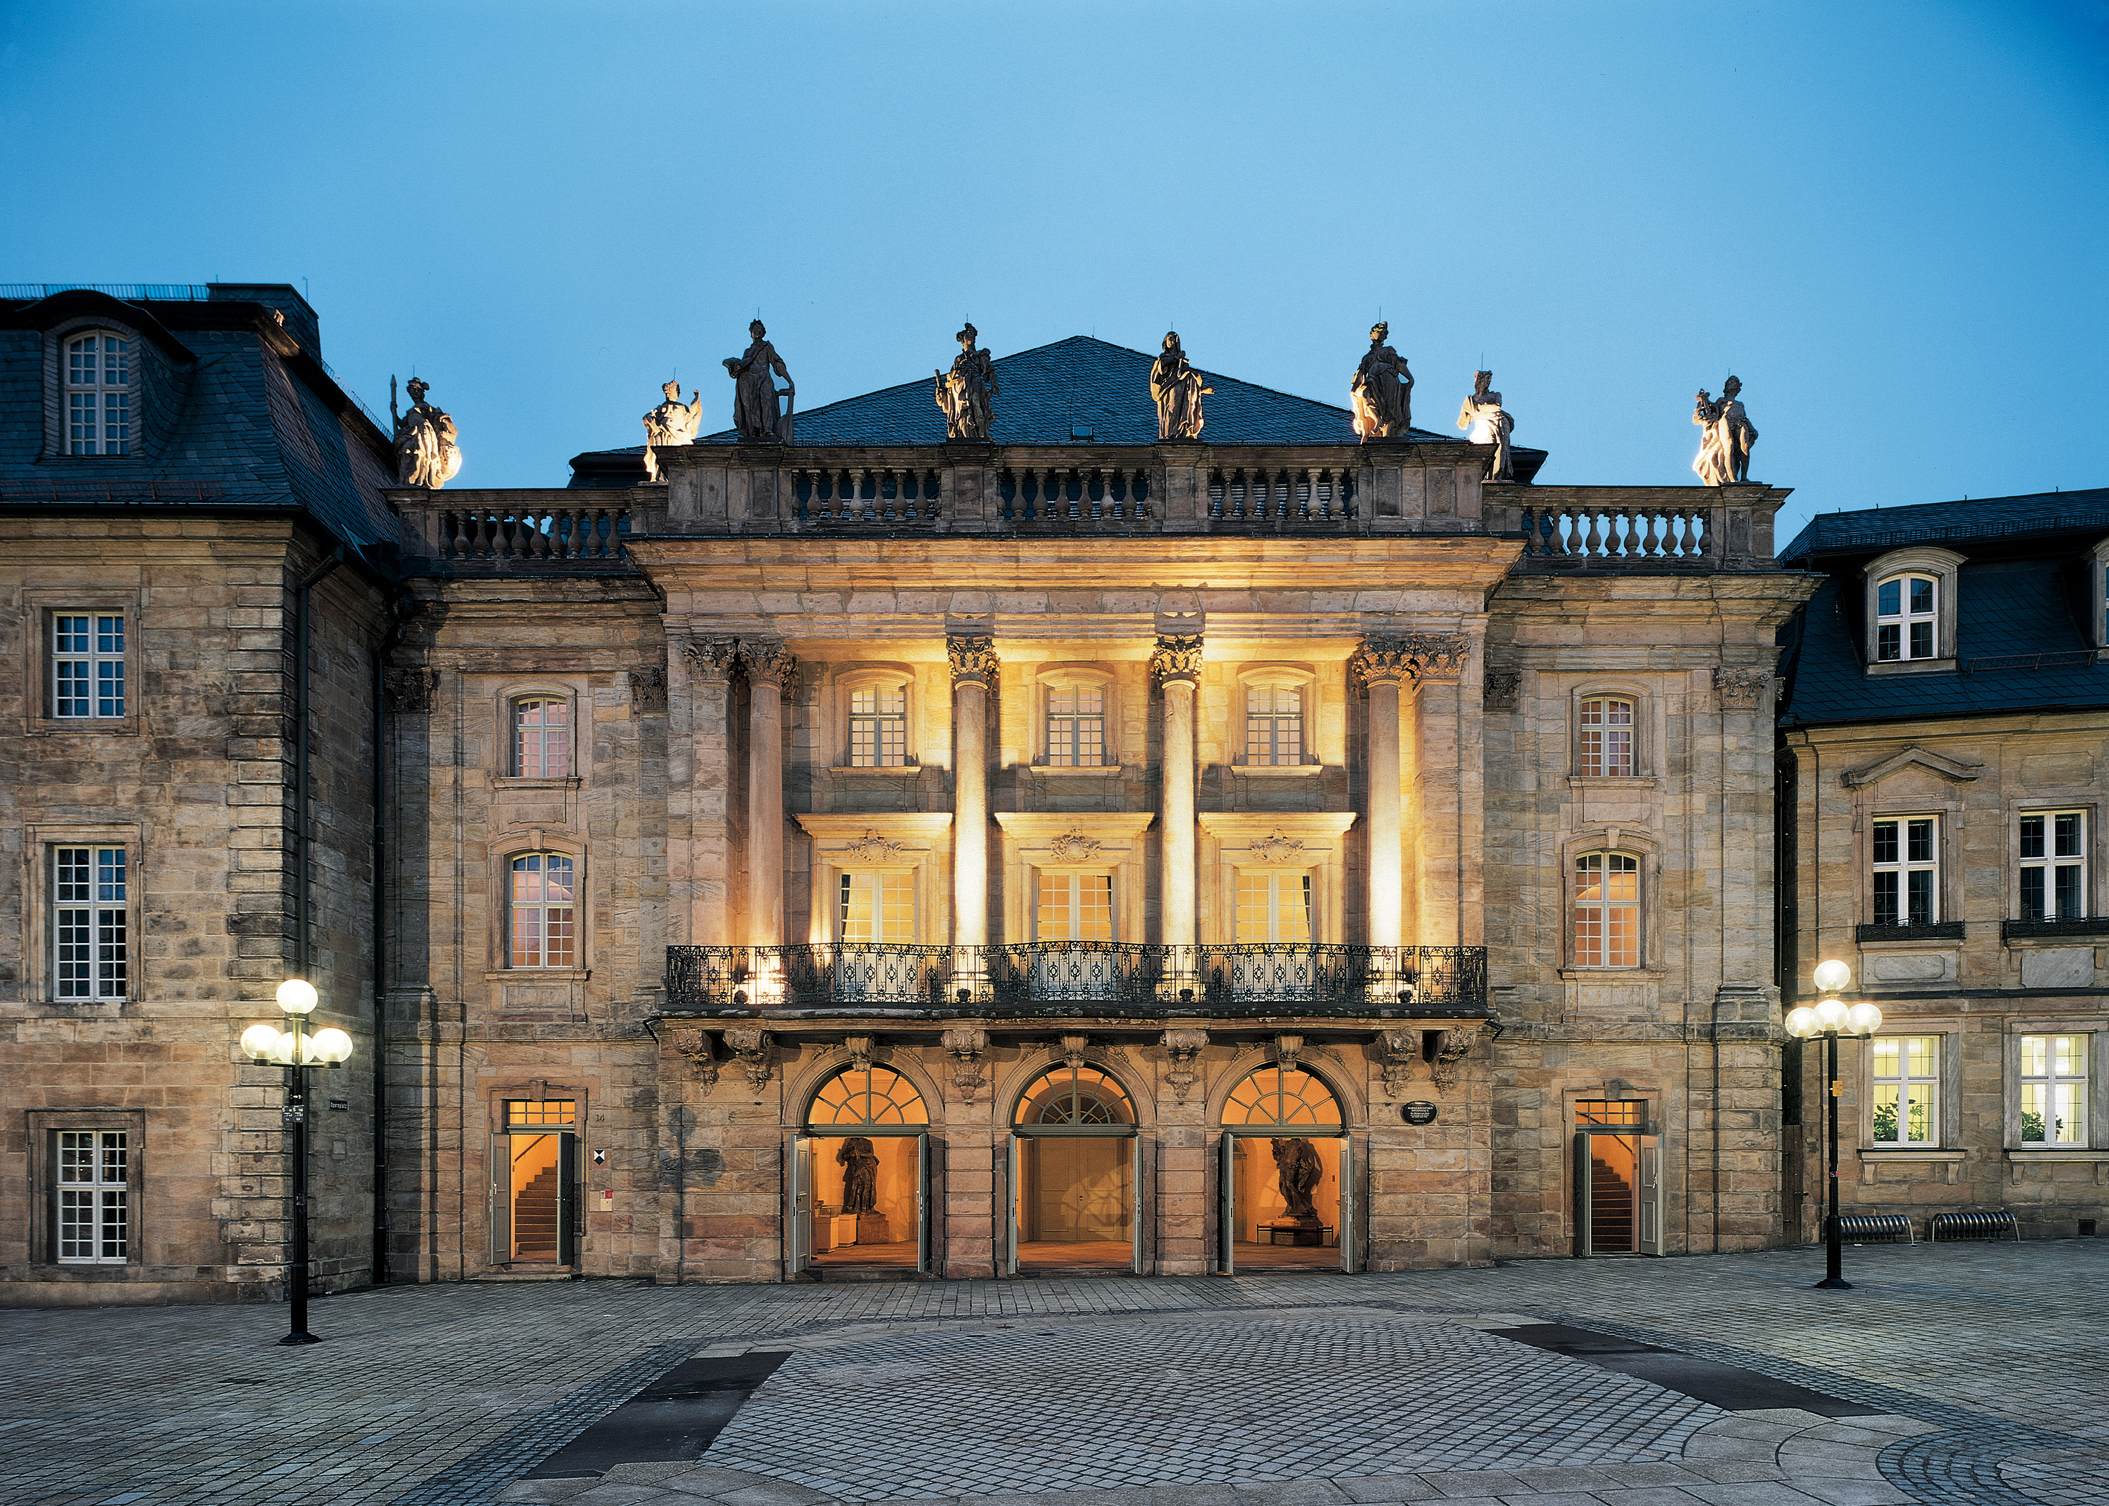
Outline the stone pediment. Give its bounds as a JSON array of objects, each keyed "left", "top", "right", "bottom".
[{"left": 1840, "top": 747, "right": 1983, "bottom": 789}]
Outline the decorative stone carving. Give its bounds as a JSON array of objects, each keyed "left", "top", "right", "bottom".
[
  {"left": 390, "top": 376, "right": 463, "bottom": 489},
  {"left": 1456, "top": 370, "right": 1514, "bottom": 483},
  {"left": 1271, "top": 1137, "right": 1323, "bottom": 1222},
  {"left": 1150, "top": 633, "right": 1204, "bottom": 686},
  {"left": 725, "top": 321, "right": 794, "bottom": 444},
  {"left": 1150, "top": 332, "right": 1213, "bottom": 441},
  {"left": 1352, "top": 633, "right": 1471, "bottom": 687},
  {"left": 1350, "top": 322, "right": 1414, "bottom": 442},
  {"left": 1692, "top": 376, "right": 1757, "bottom": 486},
  {"left": 629, "top": 666, "right": 668, "bottom": 713},
  {"left": 680, "top": 636, "right": 742, "bottom": 682},
  {"left": 934, "top": 324, "right": 997, "bottom": 441},
  {"left": 1713, "top": 665, "right": 1777, "bottom": 709},
  {"left": 384, "top": 667, "right": 440, "bottom": 713},
  {"left": 1048, "top": 830, "right": 1103, "bottom": 863},
  {"left": 1059, "top": 1034, "right": 1090, "bottom": 1070},
  {"left": 940, "top": 1027, "right": 988, "bottom": 1103},
  {"left": 1351, "top": 636, "right": 1417, "bottom": 687},
  {"left": 671, "top": 1029, "right": 719, "bottom": 1088},
  {"left": 1248, "top": 830, "right": 1306, "bottom": 864},
  {"left": 844, "top": 1035, "right": 876, "bottom": 1072},
  {"left": 1406, "top": 632, "right": 1471, "bottom": 679},
  {"left": 1431, "top": 1028, "right": 1475, "bottom": 1093},
  {"left": 1484, "top": 670, "right": 1522, "bottom": 709},
  {"left": 742, "top": 640, "right": 797, "bottom": 689},
  {"left": 1378, "top": 1030, "right": 1422, "bottom": 1099},
  {"left": 641, "top": 381, "right": 704, "bottom": 482},
  {"left": 844, "top": 830, "right": 909, "bottom": 863},
  {"left": 721, "top": 1025, "right": 773, "bottom": 1092},
  {"left": 947, "top": 633, "right": 998, "bottom": 688},
  {"left": 1163, "top": 1028, "right": 1208, "bottom": 1105},
  {"left": 1273, "top": 1033, "right": 1305, "bottom": 1074}
]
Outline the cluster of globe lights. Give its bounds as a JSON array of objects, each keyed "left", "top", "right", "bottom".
[
  {"left": 1785, "top": 958, "right": 1883, "bottom": 1038},
  {"left": 239, "top": 978, "right": 354, "bottom": 1066}
]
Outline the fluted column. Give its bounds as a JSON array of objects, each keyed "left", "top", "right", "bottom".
[
  {"left": 1352, "top": 637, "right": 1415, "bottom": 950},
  {"left": 1152, "top": 632, "right": 1204, "bottom": 947},
  {"left": 947, "top": 633, "right": 997, "bottom": 955},
  {"left": 743, "top": 640, "right": 796, "bottom": 946}
]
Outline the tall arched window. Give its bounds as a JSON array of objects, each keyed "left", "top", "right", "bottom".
[
  {"left": 1875, "top": 574, "right": 1938, "bottom": 662},
  {"left": 1578, "top": 697, "right": 1634, "bottom": 777},
  {"left": 512, "top": 698, "right": 571, "bottom": 777},
  {"left": 1013, "top": 1064, "right": 1134, "bottom": 1125},
  {"left": 509, "top": 853, "right": 576, "bottom": 967},
  {"left": 1223, "top": 1066, "right": 1341, "bottom": 1127},
  {"left": 808, "top": 1065, "right": 928, "bottom": 1127},
  {"left": 1573, "top": 851, "right": 1640, "bottom": 967},
  {"left": 65, "top": 332, "right": 131, "bottom": 455}
]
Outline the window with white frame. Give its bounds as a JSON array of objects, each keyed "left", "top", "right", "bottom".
[
  {"left": 1871, "top": 816, "right": 1939, "bottom": 925},
  {"left": 838, "top": 871, "right": 915, "bottom": 943},
  {"left": 1244, "top": 686, "right": 1304, "bottom": 766},
  {"left": 1875, "top": 574, "right": 1938, "bottom": 662},
  {"left": 2019, "top": 1034, "right": 2088, "bottom": 1146},
  {"left": 52, "top": 612, "right": 125, "bottom": 719},
  {"left": 1870, "top": 1036, "right": 1940, "bottom": 1145},
  {"left": 511, "top": 698, "right": 570, "bottom": 778},
  {"left": 1045, "top": 684, "right": 1106, "bottom": 767},
  {"left": 848, "top": 684, "right": 908, "bottom": 767},
  {"left": 65, "top": 332, "right": 132, "bottom": 455},
  {"left": 509, "top": 853, "right": 576, "bottom": 967},
  {"left": 2019, "top": 811, "right": 2087, "bottom": 921},
  {"left": 54, "top": 846, "right": 127, "bottom": 1000},
  {"left": 1572, "top": 851, "right": 1640, "bottom": 967},
  {"left": 1037, "top": 872, "right": 1114, "bottom": 941},
  {"left": 1236, "top": 871, "right": 1312, "bottom": 943},
  {"left": 1578, "top": 696, "right": 1635, "bottom": 777},
  {"left": 55, "top": 1129, "right": 129, "bottom": 1263}
]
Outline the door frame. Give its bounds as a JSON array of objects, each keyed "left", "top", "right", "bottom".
[
  {"left": 491, "top": 1126, "right": 578, "bottom": 1269},
  {"left": 794, "top": 1126, "right": 932, "bottom": 1274},
  {"left": 1574, "top": 1125, "right": 1658, "bottom": 1258},
  {"left": 1217, "top": 1125, "right": 1355, "bottom": 1273},
  {"left": 1006, "top": 1124, "right": 1143, "bottom": 1274}
]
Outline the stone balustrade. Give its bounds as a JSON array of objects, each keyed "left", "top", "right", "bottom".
[
  {"left": 389, "top": 489, "right": 632, "bottom": 569},
  {"left": 1491, "top": 484, "right": 1786, "bottom": 570},
  {"left": 794, "top": 464, "right": 944, "bottom": 525}
]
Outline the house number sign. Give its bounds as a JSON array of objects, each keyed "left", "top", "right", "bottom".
[{"left": 1401, "top": 1101, "right": 1439, "bottom": 1125}]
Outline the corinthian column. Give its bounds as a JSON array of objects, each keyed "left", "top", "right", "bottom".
[
  {"left": 1152, "top": 632, "right": 1204, "bottom": 948},
  {"left": 743, "top": 640, "right": 796, "bottom": 946},
  {"left": 1352, "top": 636, "right": 1415, "bottom": 950},
  {"left": 947, "top": 633, "right": 997, "bottom": 958}
]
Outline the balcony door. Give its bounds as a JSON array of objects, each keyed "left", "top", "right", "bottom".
[
  {"left": 1232, "top": 871, "right": 1316, "bottom": 1001},
  {"left": 837, "top": 871, "right": 915, "bottom": 1002},
  {"left": 1034, "top": 872, "right": 1115, "bottom": 999}
]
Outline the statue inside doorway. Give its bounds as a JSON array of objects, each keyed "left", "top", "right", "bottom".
[
  {"left": 1270, "top": 1137, "right": 1323, "bottom": 1223},
  {"left": 837, "top": 1136, "right": 879, "bottom": 1215}
]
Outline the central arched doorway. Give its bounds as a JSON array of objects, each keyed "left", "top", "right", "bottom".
[
  {"left": 1218, "top": 1065, "right": 1353, "bottom": 1272},
  {"left": 1006, "top": 1063, "right": 1142, "bottom": 1273},
  {"left": 788, "top": 1064, "right": 930, "bottom": 1276}
]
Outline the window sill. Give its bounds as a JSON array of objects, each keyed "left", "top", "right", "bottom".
[
  {"left": 493, "top": 776, "right": 581, "bottom": 791},
  {"left": 1856, "top": 922, "right": 1966, "bottom": 944},
  {"left": 28, "top": 718, "right": 139, "bottom": 737},
  {"left": 1029, "top": 763, "right": 1125, "bottom": 776},
  {"left": 1857, "top": 1147, "right": 1964, "bottom": 1159},
  {"left": 1568, "top": 775, "right": 1658, "bottom": 790},
  {"left": 1858, "top": 1146, "right": 1966, "bottom": 1183},
  {"left": 1866, "top": 658, "right": 1957, "bottom": 677},
  {"left": 1559, "top": 966, "right": 1668, "bottom": 981},
  {"left": 829, "top": 764, "right": 922, "bottom": 775},
  {"left": 1229, "top": 764, "right": 1324, "bottom": 778},
  {"left": 2004, "top": 1148, "right": 2109, "bottom": 1160},
  {"left": 485, "top": 968, "right": 591, "bottom": 981}
]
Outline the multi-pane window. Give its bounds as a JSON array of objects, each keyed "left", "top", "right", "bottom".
[
  {"left": 53, "top": 613, "right": 125, "bottom": 718},
  {"left": 1037, "top": 872, "right": 1114, "bottom": 941},
  {"left": 512, "top": 698, "right": 570, "bottom": 778},
  {"left": 1875, "top": 574, "right": 1938, "bottom": 662},
  {"left": 2019, "top": 811, "right": 2087, "bottom": 921},
  {"left": 1579, "top": 698, "right": 1634, "bottom": 777},
  {"left": 509, "top": 853, "right": 576, "bottom": 967},
  {"left": 1573, "top": 851, "right": 1639, "bottom": 967},
  {"left": 838, "top": 871, "right": 915, "bottom": 943},
  {"left": 1871, "top": 1036, "right": 1940, "bottom": 1146},
  {"left": 2019, "top": 1035, "right": 2088, "bottom": 1146},
  {"left": 56, "top": 1130, "right": 128, "bottom": 1263},
  {"left": 1045, "top": 686, "right": 1105, "bottom": 766},
  {"left": 848, "top": 685, "right": 907, "bottom": 767},
  {"left": 1236, "top": 871, "right": 1313, "bottom": 943},
  {"left": 1245, "top": 687, "right": 1303, "bottom": 766},
  {"left": 54, "top": 846, "right": 127, "bottom": 999},
  {"left": 65, "top": 333, "right": 131, "bottom": 455},
  {"left": 1872, "top": 816, "right": 1939, "bottom": 925}
]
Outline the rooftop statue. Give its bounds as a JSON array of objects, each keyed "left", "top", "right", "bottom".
[
  {"left": 1456, "top": 369, "right": 1515, "bottom": 483},
  {"left": 641, "top": 380, "right": 703, "bottom": 482},
  {"left": 724, "top": 321, "right": 795, "bottom": 444},
  {"left": 390, "top": 376, "right": 463, "bottom": 489},
  {"left": 1692, "top": 375, "right": 1757, "bottom": 485},
  {"left": 935, "top": 323, "right": 997, "bottom": 441},
  {"left": 1350, "top": 322, "right": 1414, "bottom": 442},
  {"left": 1150, "top": 331, "right": 1214, "bottom": 441}
]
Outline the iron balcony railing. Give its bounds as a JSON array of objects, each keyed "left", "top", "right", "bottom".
[{"left": 663, "top": 942, "right": 1488, "bottom": 1015}]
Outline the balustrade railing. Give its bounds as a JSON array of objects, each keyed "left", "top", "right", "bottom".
[
  {"left": 1516, "top": 502, "right": 1711, "bottom": 563},
  {"left": 997, "top": 466, "right": 1153, "bottom": 527},
  {"left": 793, "top": 465, "right": 943, "bottom": 526},
  {"left": 1207, "top": 467, "right": 1356, "bottom": 524},
  {"left": 398, "top": 499, "right": 632, "bottom": 566}
]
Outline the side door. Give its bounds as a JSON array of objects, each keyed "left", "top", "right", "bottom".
[
  {"left": 916, "top": 1133, "right": 930, "bottom": 1274},
  {"left": 1131, "top": 1135, "right": 1145, "bottom": 1274},
  {"left": 489, "top": 1132, "right": 511, "bottom": 1265},
  {"left": 1574, "top": 1130, "right": 1595, "bottom": 1258},
  {"left": 786, "top": 1134, "right": 813, "bottom": 1279},
  {"left": 1005, "top": 1133, "right": 1021, "bottom": 1275},
  {"left": 1636, "top": 1133, "right": 1664, "bottom": 1256},
  {"left": 1218, "top": 1133, "right": 1237, "bottom": 1274},
  {"left": 559, "top": 1133, "right": 580, "bottom": 1265},
  {"left": 1337, "top": 1135, "right": 1355, "bottom": 1273}
]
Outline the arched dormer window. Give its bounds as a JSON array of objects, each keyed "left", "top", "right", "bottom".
[
  {"left": 65, "top": 332, "right": 132, "bottom": 455},
  {"left": 1875, "top": 574, "right": 1938, "bottom": 662},
  {"left": 1862, "top": 548, "right": 1963, "bottom": 673}
]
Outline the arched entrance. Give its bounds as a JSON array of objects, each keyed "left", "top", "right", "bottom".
[
  {"left": 1006, "top": 1063, "right": 1141, "bottom": 1274},
  {"left": 1218, "top": 1066, "right": 1353, "bottom": 1272},
  {"left": 788, "top": 1064, "right": 930, "bottom": 1276}
]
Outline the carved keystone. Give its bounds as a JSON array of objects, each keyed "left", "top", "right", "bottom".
[
  {"left": 941, "top": 1027, "right": 989, "bottom": 1103},
  {"left": 1273, "top": 1033, "right": 1305, "bottom": 1074},
  {"left": 1163, "top": 1028, "right": 1208, "bottom": 1105}
]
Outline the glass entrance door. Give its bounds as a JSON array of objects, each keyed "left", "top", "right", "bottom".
[
  {"left": 1574, "top": 1100, "right": 1659, "bottom": 1257},
  {"left": 799, "top": 1065, "right": 932, "bottom": 1273},
  {"left": 1218, "top": 1067, "right": 1351, "bottom": 1271},
  {"left": 491, "top": 1100, "right": 578, "bottom": 1267},
  {"left": 1006, "top": 1064, "right": 1142, "bottom": 1273}
]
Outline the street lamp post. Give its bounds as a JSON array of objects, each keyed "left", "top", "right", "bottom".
[
  {"left": 241, "top": 978, "right": 354, "bottom": 1344},
  {"left": 1785, "top": 959, "right": 1881, "bottom": 1290}
]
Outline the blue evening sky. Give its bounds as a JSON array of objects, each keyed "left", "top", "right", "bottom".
[{"left": 3, "top": 1, "right": 2105, "bottom": 543}]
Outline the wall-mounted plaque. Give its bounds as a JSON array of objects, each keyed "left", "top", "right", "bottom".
[{"left": 1401, "top": 1101, "right": 1439, "bottom": 1125}]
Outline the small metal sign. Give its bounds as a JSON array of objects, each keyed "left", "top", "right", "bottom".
[
  {"left": 327, "top": 1098, "right": 350, "bottom": 1112},
  {"left": 1401, "top": 1101, "right": 1439, "bottom": 1125}
]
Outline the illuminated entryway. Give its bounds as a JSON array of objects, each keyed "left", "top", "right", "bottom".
[
  {"left": 493, "top": 1099, "right": 577, "bottom": 1267},
  {"left": 789, "top": 1065, "right": 930, "bottom": 1275},
  {"left": 1218, "top": 1067, "right": 1352, "bottom": 1273},
  {"left": 1574, "top": 1100, "right": 1661, "bottom": 1256},
  {"left": 1006, "top": 1064, "right": 1141, "bottom": 1273}
]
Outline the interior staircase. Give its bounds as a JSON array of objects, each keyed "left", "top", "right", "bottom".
[
  {"left": 513, "top": 1164, "right": 562, "bottom": 1261},
  {"left": 1591, "top": 1155, "right": 1634, "bottom": 1253}
]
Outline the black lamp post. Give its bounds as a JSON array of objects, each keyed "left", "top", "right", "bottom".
[{"left": 1785, "top": 960, "right": 1881, "bottom": 1290}]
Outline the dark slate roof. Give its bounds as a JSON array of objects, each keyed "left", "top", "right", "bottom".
[{"left": 1780, "top": 487, "right": 2109, "bottom": 563}]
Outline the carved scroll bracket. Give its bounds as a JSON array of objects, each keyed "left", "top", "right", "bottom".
[
  {"left": 1378, "top": 1030, "right": 1425, "bottom": 1100},
  {"left": 721, "top": 1025, "right": 773, "bottom": 1092},
  {"left": 671, "top": 1029, "right": 720, "bottom": 1089},
  {"left": 941, "top": 1027, "right": 989, "bottom": 1103},
  {"left": 1431, "top": 1027, "right": 1477, "bottom": 1093},
  {"left": 1163, "top": 1028, "right": 1208, "bottom": 1105}
]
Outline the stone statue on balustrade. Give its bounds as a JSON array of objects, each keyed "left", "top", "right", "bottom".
[
  {"left": 1271, "top": 1137, "right": 1323, "bottom": 1223},
  {"left": 1350, "top": 322, "right": 1415, "bottom": 442},
  {"left": 390, "top": 376, "right": 463, "bottom": 489},
  {"left": 934, "top": 324, "right": 997, "bottom": 441},
  {"left": 1150, "top": 332, "right": 1214, "bottom": 441},
  {"left": 640, "top": 381, "right": 703, "bottom": 482},
  {"left": 1691, "top": 376, "right": 1757, "bottom": 486},
  {"left": 1456, "top": 370, "right": 1514, "bottom": 483},
  {"left": 724, "top": 321, "right": 795, "bottom": 444}
]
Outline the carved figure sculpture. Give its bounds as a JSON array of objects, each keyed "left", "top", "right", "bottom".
[
  {"left": 1350, "top": 322, "right": 1414, "bottom": 442},
  {"left": 725, "top": 321, "right": 794, "bottom": 443},
  {"left": 1270, "top": 1136, "right": 1323, "bottom": 1222},
  {"left": 641, "top": 380, "right": 704, "bottom": 482},
  {"left": 934, "top": 324, "right": 997, "bottom": 441},
  {"left": 390, "top": 376, "right": 463, "bottom": 489},
  {"left": 1456, "top": 370, "right": 1514, "bottom": 482},
  {"left": 837, "top": 1136, "right": 879, "bottom": 1215},
  {"left": 1150, "top": 332, "right": 1214, "bottom": 441},
  {"left": 1692, "top": 376, "right": 1757, "bottom": 485}
]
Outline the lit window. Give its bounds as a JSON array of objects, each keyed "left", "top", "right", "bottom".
[
  {"left": 65, "top": 333, "right": 131, "bottom": 455},
  {"left": 810, "top": 1066, "right": 928, "bottom": 1127},
  {"left": 508, "top": 1100, "right": 577, "bottom": 1126},
  {"left": 1045, "top": 686, "right": 1105, "bottom": 767},
  {"left": 1236, "top": 871, "right": 1312, "bottom": 943},
  {"left": 54, "top": 846, "right": 127, "bottom": 999},
  {"left": 53, "top": 613, "right": 125, "bottom": 719},
  {"left": 1579, "top": 698, "right": 1634, "bottom": 777},
  {"left": 509, "top": 853, "right": 576, "bottom": 967},
  {"left": 512, "top": 699, "right": 570, "bottom": 778},
  {"left": 1014, "top": 1064, "right": 1134, "bottom": 1125},
  {"left": 1038, "top": 872, "right": 1114, "bottom": 941},
  {"left": 1244, "top": 687, "right": 1303, "bottom": 766},
  {"left": 838, "top": 871, "right": 915, "bottom": 943},
  {"left": 1223, "top": 1066, "right": 1341, "bottom": 1127},
  {"left": 1573, "top": 851, "right": 1639, "bottom": 967},
  {"left": 849, "top": 685, "right": 907, "bottom": 767},
  {"left": 55, "top": 1130, "right": 128, "bottom": 1263},
  {"left": 1875, "top": 574, "right": 1938, "bottom": 662},
  {"left": 1871, "top": 1036, "right": 1939, "bottom": 1146},
  {"left": 2019, "top": 811, "right": 2086, "bottom": 921},
  {"left": 1872, "top": 817, "right": 1939, "bottom": 926},
  {"left": 2019, "top": 1035, "right": 2088, "bottom": 1146}
]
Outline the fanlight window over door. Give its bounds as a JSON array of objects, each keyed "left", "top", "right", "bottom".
[
  {"left": 808, "top": 1065, "right": 929, "bottom": 1128},
  {"left": 1013, "top": 1064, "right": 1135, "bottom": 1126},
  {"left": 1223, "top": 1066, "right": 1342, "bottom": 1127}
]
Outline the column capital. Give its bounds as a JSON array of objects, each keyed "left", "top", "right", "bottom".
[
  {"left": 680, "top": 635, "right": 742, "bottom": 683},
  {"left": 947, "top": 632, "right": 998, "bottom": 688},
  {"left": 1352, "top": 631, "right": 1470, "bottom": 686},
  {"left": 743, "top": 638, "right": 798, "bottom": 689},
  {"left": 1150, "top": 632, "right": 1204, "bottom": 686}
]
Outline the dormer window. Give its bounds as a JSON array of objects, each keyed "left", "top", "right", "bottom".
[
  {"left": 1860, "top": 547, "right": 1962, "bottom": 674},
  {"left": 1875, "top": 574, "right": 1937, "bottom": 662},
  {"left": 65, "top": 333, "right": 132, "bottom": 455}
]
